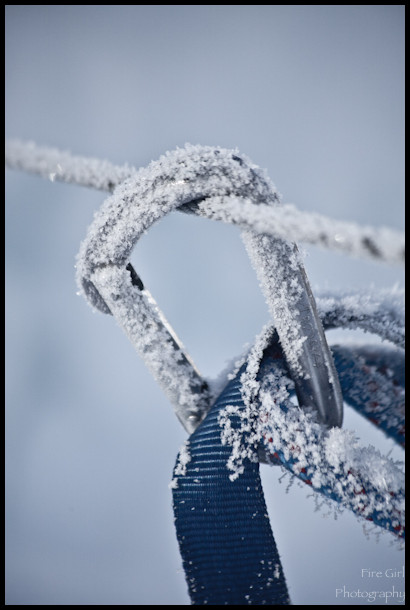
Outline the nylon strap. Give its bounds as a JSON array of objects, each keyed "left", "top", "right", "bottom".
[
  {"left": 172, "top": 338, "right": 404, "bottom": 605},
  {"left": 172, "top": 361, "right": 291, "bottom": 605}
]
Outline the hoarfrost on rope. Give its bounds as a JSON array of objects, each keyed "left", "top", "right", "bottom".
[{"left": 5, "top": 139, "right": 405, "bottom": 265}]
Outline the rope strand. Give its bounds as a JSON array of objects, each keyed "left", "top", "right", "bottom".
[{"left": 5, "top": 138, "right": 404, "bottom": 265}]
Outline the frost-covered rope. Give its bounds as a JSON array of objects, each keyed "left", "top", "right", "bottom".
[
  {"left": 5, "top": 138, "right": 135, "bottom": 192},
  {"left": 197, "top": 196, "right": 405, "bottom": 266},
  {"left": 5, "top": 138, "right": 404, "bottom": 265}
]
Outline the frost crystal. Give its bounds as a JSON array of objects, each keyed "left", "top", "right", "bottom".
[
  {"left": 316, "top": 286, "right": 405, "bottom": 349},
  {"left": 217, "top": 289, "right": 405, "bottom": 539},
  {"left": 170, "top": 441, "right": 192, "bottom": 488}
]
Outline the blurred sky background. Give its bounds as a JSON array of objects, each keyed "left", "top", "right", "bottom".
[{"left": 5, "top": 5, "right": 404, "bottom": 605}]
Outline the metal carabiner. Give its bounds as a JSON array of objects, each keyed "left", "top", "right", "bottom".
[{"left": 76, "top": 144, "right": 343, "bottom": 432}]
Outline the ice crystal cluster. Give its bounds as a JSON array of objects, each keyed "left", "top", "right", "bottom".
[{"left": 216, "top": 287, "right": 405, "bottom": 538}]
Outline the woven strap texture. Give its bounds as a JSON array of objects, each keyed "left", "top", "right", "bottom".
[
  {"left": 332, "top": 345, "right": 405, "bottom": 448},
  {"left": 172, "top": 342, "right": 404, "bottom": 605},
  {"left": 172, "top": 363, "right": 291, "bottom": 605}
]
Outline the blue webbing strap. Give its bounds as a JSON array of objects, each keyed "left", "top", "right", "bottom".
[
  {"left": 172, "top": 340, "right": 404, "bottom": 605},
  {"left": 172, "top": 363, "right": 291, "bottom": 605}
]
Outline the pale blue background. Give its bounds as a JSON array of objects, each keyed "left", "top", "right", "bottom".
[{"left": 5, "top": 5, "right": 405, "bottom": 605}]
